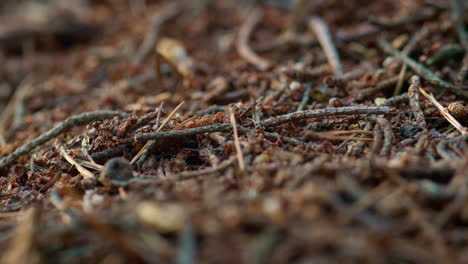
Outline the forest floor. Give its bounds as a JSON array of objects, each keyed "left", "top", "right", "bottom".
[{"left": 0, "top": 0, "right": 467, "bottom": 263}]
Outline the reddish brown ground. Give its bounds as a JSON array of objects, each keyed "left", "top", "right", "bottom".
[{"left": 0, "top": 1, "right": 467, "bottom": 263}]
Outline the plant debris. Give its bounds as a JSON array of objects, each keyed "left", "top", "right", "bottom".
[{"left": 0, "top": 0, "right": 467, "bottom": 263}]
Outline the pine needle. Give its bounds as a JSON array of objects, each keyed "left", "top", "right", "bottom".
[
  {"left": 131, "top": 101, "right": 185, "bottom": 164},
  {"left": 58, "top": 145, "right": 95, "bottom": 180},
  {"left": 419, "top": 88, "right": 467, "bottom": 135},
  {"left": 379, "top": 39, "right": 468, "bottom": 99},
  {"left": 229, "top": 108, "right": 245, "bottom": 172}
]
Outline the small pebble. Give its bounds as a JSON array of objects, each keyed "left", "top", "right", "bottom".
[{"left": 99, "top": 157, "right": 134, "bottom": 186}]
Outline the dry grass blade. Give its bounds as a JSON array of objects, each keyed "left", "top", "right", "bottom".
[
  {"left": 78, "top": 159, "right": 105, "bottom": 171},
  {"left": 394, "top": 64, "right": 408, "bottom": 96},
  {"left": 158, "top": 102, "right": 185, "bottom": 132},
  {"left": 309, "top": 16, "right": 343, "bottom": 76},
  {"left": 58, "top": 145, "right": 95, "bottom": 180},
  {"left": 172, "top": 116, "right": 197, "bottom": 131},
  {"left": 419, "top": 88, "right": 467, "bottom": 135},
  {"left": 237, "top": 8, "right": 271, "bottom": 71},
  {"left": 230, "top": 108, "right": 245, "bottom": 172}
]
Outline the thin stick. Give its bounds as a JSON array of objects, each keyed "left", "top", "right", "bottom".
[
  {"left": 153, "top": 101, "right": 165, "bottom": 130},
  {"left": 452, "top": 0, "right": 468, "bottom": 49},
  {"left": 90, "top": 144, "right": 128, "bottom": 162},
  {"left": 237, "top": 8, "right": 271, "bottom": 71},
  {"left": 0, "top": 76, "right": 34, "bottom": 146},
  {"left": 260, "top": 130, "right": 308, "bottom": 146},
  {"left": 419, "top": 88, "right": 467, "bottom": 135},
  {"left": 132, "top": 110, "right": 159, "bottom": 132},
  {"left": 58, "top": 145, "right": 95, "bottom": 180},
  {"left": 230, "top": 108, "right": 245, "bottom": 172},
  {"left": 133, "top": 3, "right": 180, "bottom": 64},
  {"left": 259, "top": 106, "right": 396, "bottom": 127},
  {"left": 408, "top": 76, "right": 427, "bottom": 129},
  {"left": 371, "top": 122, "right": 383, "bottom": 156},
  {"left": 457, "top": 54, "right": 468, "bottom": 84},
  {"left": 378, "top": 39, "right": 468, "bottom": 99},
  {"left": 375, "top": 117, "right": 393, "bottom": 156},
  {"left": 134, "top": 106, "right": 395, "bottom": 142},
  {"left": 393, "top": 64, "right": 408, "bottom": 96},
  {"left": 368, "top": 8, "right": 437, "bottom": 28},
  {"left": 306, "top": 133, "right": 373, "bottom": 142},
  {"left": 135, "top": 123, "right": 232, "bottom": 142},
  {"left": 172, "top": 116, "right": 197, "bottom": 131},
  {"left": 131, "top": 102, "right": 185, "bottom": 164},
  {"left": 159, "top": 102, "right": 185, "bottom": 131},
  {"left": 134, "top": 103, "right": 166, "bottom": 164},
  {"left": 309, "top": 17, "right": 343, "bottom": 76},
  {"left": 395, "top": 24, "right": 437, "bottom": 95},
  {"left": 381, "top": 93, "right": 409, "bottom": 106},
  {"left": 0, "top": 111, "right": 128, "bottom": 171},
  {"left": 324, "top": 130, "right": 374, "bottom": 136},
  {"left": 78, "top": 159, "right": 105, "bottom": 171},
  {"left": 297, "top": 82, "right": 312, "bottom": 111}
]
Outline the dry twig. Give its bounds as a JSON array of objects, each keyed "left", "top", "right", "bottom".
[
  {"left": 419, "top": 88, "right": 467, "bottom": 135},
  {"left": 309, "top": 17, "right": 343, "bottom": 76},
  {"left": 297, "top": 82, "right": 312, "bottom": 111},
  {"left": 375, "top": 117, "right": 393, "bottom": 156},
  {"left": 259, "top": 106, "right": 396, "bottom": 127},
  {"left": 407, "top": 76, "right": 427, "bottom": 129},
  {"left": 237, "top": 9, "right": 271, "bottom": 71},
  {"left": 0, "top": 111, "right": 128, "bottom": 171},
  {"left": 378, "top": 39, "right": 468, "bottom": 99}
]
